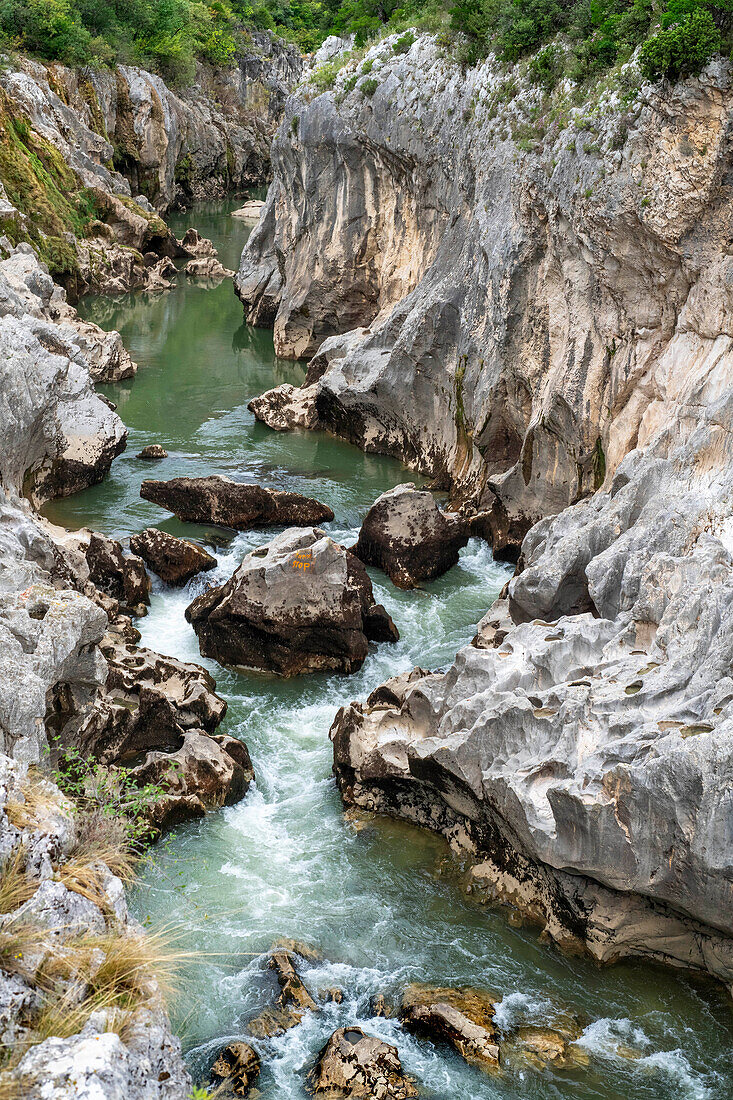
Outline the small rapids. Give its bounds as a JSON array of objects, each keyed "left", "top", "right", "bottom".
[{"left": 44, "top": 200, "right": 733, "bottom": 1100}]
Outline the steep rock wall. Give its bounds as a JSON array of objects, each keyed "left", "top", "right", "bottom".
[{"left": 237, "top": 38, "right": 733, "bottom": 546}]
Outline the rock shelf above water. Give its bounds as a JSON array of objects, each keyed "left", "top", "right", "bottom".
[{"left": 140, "top": 475, "right": 334, "bottom": 530}]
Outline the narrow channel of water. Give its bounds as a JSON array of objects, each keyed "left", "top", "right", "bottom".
[{"left": 45, "top": 201, "right": 733, "bottom": 1100}]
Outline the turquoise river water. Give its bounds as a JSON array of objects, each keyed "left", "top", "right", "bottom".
[{"left": 44, "top": 200, "right": 733, "bottom": 1100}]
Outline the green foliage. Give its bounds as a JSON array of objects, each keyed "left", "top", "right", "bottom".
[
  {"left": 449, "top": 0, "right": 730, "bottom": 82},
  {"left": 51, "top": 745, "right": 169, "bottom": 848},
  {"left": 393, "top": 29, "right": 415, "bottom": 51},
  {"left": 360, "top": 74, "right": 379, "bottom": 93},
  {"left": 640, "top": 4, "right": 722, "bottom": 80}
]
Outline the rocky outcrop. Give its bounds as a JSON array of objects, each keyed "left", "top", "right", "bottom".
[
  {"left": 136, "top": 444, "right": 168, "bottom": 460},
  {"left": 248, "top": 944, "right": 319, "bottom": 1038},
  {"left": 354, "top": 483, "right": 470, "bottom": 588},
  {"left": 331, "top": 361, "right": 733, "bottom": 985},
  {"left": 238, "top": 38, "right": 733, "bottom": 543},
  {"left": 129, "top": 527, "right": 217, "bottom": 585},
  {"left": 141, "top": 474, "right": 335, "bottom": 529},
  {"left": 0, "top": 244, "right": 127, "bottom": 505},
  {"left": 3, "top": 40, "right": 301, "bottom": 215},
  {"left": 85, "top": 532, "right": 151, "bottom": 613},
  {"left": 186, "top": 527, "right": 398, "bottom": 675},
  {"left": 184, "top": 255, "right": 235, "bottom": 279},
  {"left": 308, "top": 1028, "right": 418, "bottom": 1098}
]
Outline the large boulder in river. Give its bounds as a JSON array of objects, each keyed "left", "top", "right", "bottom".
[
  {"left": 399, "top": 985, "right": 500, "bottom": 1070},
  {"left": 185, "top": 528, "right": 398, "bottom": 675},
  {"left": 308, "top": 1027, "right": 418, "bottom": 1098},
  {"left": 141, "top": 475, "right": 334, "bottom": 530},
  {"left": 129, "top": 527, "right": 217, "bottom": 585},
  {"left": 210, "top": 1041, "right": 261, "bottom": 1096},
  {"left": 86, "top": 532, "right": 151, "bottom": 613},
  {"left": 354, "top": 484, "right": 470, "bottom": 588}
]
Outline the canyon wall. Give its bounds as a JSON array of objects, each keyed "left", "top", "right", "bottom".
[
  {"left": 238, "top": 37, "right": 733, "bottom": 986},
  {"left": 238, "top": 38, "right": 733, "bottom": 549}
]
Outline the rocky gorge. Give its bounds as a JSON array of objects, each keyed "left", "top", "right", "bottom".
[
  {"left": 237, "top": 35, "right": 733, "bottom": 991},
  {"left": 0, "top": 19, "right": 732, "bottom": 1100}
]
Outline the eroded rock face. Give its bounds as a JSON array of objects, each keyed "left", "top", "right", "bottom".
[
  {"left": 141, "top": 475, "right": 335, "bottom": 529},
  {"left": 86, "top": 533, "right": 151, "bottom": 613},
  {"left": 0, "top": 246, "right": 127, "bottom": 505},
  {"left": 129, "top": 528, "right": 216, "bottom": 585},
  {"left": 354, "top": 484, "right": 469, "bottom": 588},
  {"left": 400, "top": 985, "right": 499, "bottom": 1070},
  {"left": 238, "top": 39, "right": 733, "bottom": 543},
  {"left": 185, "top": 528, "right": 398, "bottom": 675},
  {"left": 308, "top": 1027, "right": 418, "bottom": 1098},
  {"left": 330, "top": 379, "right": 733, "bottom": 985}
]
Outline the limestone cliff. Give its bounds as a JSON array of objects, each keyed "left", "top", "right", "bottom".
[
  {"left": 0, "top": 36, "right": 301, "bottom": 294},
  {"left": 238, "top": 37, "right": 733, "bottom": 547},
  {"left": 238, "top": 37, "right": 733, "bottom": 986}
]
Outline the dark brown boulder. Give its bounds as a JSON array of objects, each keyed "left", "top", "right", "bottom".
[
  {"left": 129, "top": 527, "right": 216, "bottom": 586},
  {"left": 185, "top": 527, "right": 398, "bottom": 676},
  {"left": 86, "top": 532, "right": 150, "bottom": 614},
  {"left": 308, "top": 1027, "right": 418, "bottom": 1098},
  {"left": 140, "top": 475, "right": 334, "bottom": 531},
  {"left": 399, "top": 984, "right": 500, "bottom": 1070},
  {"left": 210, "top": 1041, "right": 261, "bottom": 1096},
  {"left": 354, "top": 484, "right": 469, "bottom": 588}
]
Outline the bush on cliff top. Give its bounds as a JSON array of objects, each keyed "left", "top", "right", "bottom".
[{"left": 449, "top": 0, "right": 733, "bottom": 81}]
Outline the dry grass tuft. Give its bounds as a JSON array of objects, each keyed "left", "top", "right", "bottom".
[
  {"left": 5, "top": 768, "right": 68, "bottom": 830},
  {"left": 57, "top": 809, "right": 137, "bottom": 907},
  {"left": 0, "top": 847, "right": 37, "bottom": 915}
]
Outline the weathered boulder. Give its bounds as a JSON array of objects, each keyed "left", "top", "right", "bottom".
[
  {"left": 128, "top": 729, "right": 253, "bottom": 827},
  {"left": 179, "top": 227, "right": 216, "bottom": 257},
  {"left": 210, "top": 1041, "right": 261, "bottom": 1096},
  {"left": 354, "top": 484, "right": 470, "bottom": 588},
  {"left": 86, "top": 533, "right": 151, "bottom": 613},
  {"left": 185, "top": 528, "right": 398, "bottom": 675},
  {"left": 307, "top": 1027, "right": 418, "bottom": 1098},
  {"left": 72, "top": 634, "right": 228, "bottom": 765},
  {"left": 140, "top": 475, "right": 334, "bottom": 530},
  {"left": 399, "top": 985, "right": 499, "bottom": 1070},
  {"left": 129, "top": 528, "right": 217, "bottom": 586},
  {"left": 136, "top": 444, "right": 168, "bottom": 460}
]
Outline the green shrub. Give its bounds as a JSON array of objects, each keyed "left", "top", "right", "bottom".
[
  {"left": 360, "top": 75, "right": 379, "bottom": 94},
  {"left": 361, "top": 57, "right": 374, "bottom": 72},
  {"left": 639, "top": 7, "right": 721, "bottom": 80},
  {"left": 527, "top": 42, "right": 564, "bottom": 90},
  {"left": 393, "top": 30, "right": 415, "bottom": 52}
]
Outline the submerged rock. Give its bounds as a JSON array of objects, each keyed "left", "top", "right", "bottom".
[
  {"left": 210, "top": 1041, "right": 261, "bottom": 1096},
  {"left": 248, "top": 947, "right": 318, "bottom": 1038},
  {"left": 129, "top": 528, "right": 217, "bottom": 586},
  {"left": 232, "top": 200, "right": 266, "bottom": 220},
  {"left": 400, "top": 985, "right": 499, "bottom": 1070},
  {"left": 185, "top": 527, "right": 398, "bottom": 675},
  {"left": 354, "top": 484, "right": 470, "bottom": 588},
  {"left": 135, "top": 444, "right": 168, "bottom": 460},
  {"left": 140, "top": 475, "right": 334, "bottom": 530},
  {"left": 308, "top": 1027, "right": 418, "bottom": 1098}
]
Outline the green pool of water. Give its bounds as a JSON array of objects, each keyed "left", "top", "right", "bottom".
[{"left": 44, "top": 201, "right": 733, "bottom": 1100}]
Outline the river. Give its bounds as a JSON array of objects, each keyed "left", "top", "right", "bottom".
[{"left": 44, "top": 200, "right": 733, "bottom": 1100}]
